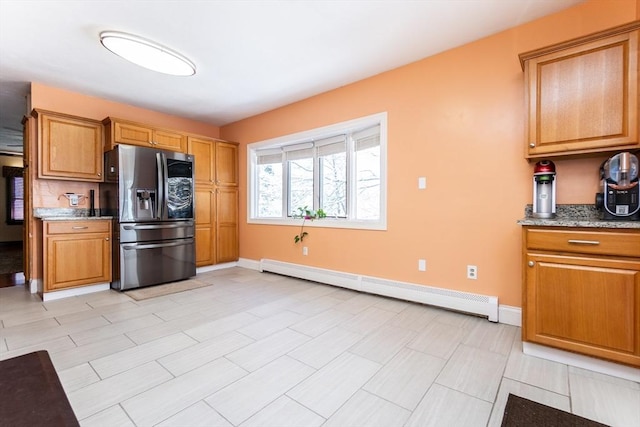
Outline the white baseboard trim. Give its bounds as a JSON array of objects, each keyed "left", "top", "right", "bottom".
[
  {"left": 41, "top": 283, "right": 110, "bottom": 302},
  {"left": 238, "top": 258, "right": 524, "bottom": 325},
  {"left": 237, "top": 258, "right": 261, "bottom": 270},
  {"left": 522, "top": 342, "right": 640, "bottom": 382},
  {"left": 29, "top": 278, "right": 40, "bottom": 294},
  {"left": 498, "top": 305, "right": 522, "bottom": 327},
  {"left": 250, "top": 258, "right": 501, "bottom": 322},
  {"left": 196, "top": 261, "right": 238, "bottom": 274}
]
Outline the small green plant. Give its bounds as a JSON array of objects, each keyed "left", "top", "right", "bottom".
[{"left": 293, "top": 206, "right": 326, "bottom": 243}]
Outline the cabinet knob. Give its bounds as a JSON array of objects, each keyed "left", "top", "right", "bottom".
[
  {"left": 528, "top": 261, "right": 535, "bottom": 267},
  {"left": 529, "top": 143, "right": 535, "bottom": 148},
  {"left": 105, "top": 237, "right": 110, "bottom": 241}
]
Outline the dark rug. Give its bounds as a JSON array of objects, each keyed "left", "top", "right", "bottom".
[
  {"left": 502, "top": 394, "right": 608, "bottom": 426},
  {"left": 0, "top": 350, "right": 79, "bottom": 427},
  {"left": 0, "top": 244, "right": 22, "bottom": 274}
]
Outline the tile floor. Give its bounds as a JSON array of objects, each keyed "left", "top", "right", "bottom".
[{"left": 1, "top": 267, "right": 639, "bottom": 427}]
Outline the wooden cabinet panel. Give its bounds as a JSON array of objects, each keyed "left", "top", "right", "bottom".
[
  {"left": 525, "top": 228, "right": 640, "bottom": 257},
  {"left": 523, "top": 227, "right": 640, "bottom": 367},
  {"left": 188, "top": 138, "right": 239, "bottom": 266},
  {"left": 188, "top": 137, "right": 215, "bottom": 185},
  {"left": 44, "top": 220, "right": 112, "bottom": 292},
  {"left": 194, "top": 188, "right": 216, "bottom": 266},
  {"left": 216, "top": 188, "right": 238, "bottom": 264},
  {"left": 217, "top": 224, "right": 239, "bottom": 263},
  {"left": 105, "top": 118, "right": 187, "bottom": 152},
  {"left": 215, "top": 141, "right": 239, "bottom": 186},
  {"left": 520, "top": 21, "right": 639, "bottom": 158},
  {"left": 114, "top": 121, "right": 153, "bottom": 146},
  {"left": 152, "top": 129, "right": 186, "bottom": 152},
  {"left": 35, "top": 110, "right": 104, "bottom": 182},
  {"left": 195, "top": 226, "right": 214, "bottom": 267}
]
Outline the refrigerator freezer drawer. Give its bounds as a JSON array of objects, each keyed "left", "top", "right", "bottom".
[
  {"left": 115, "top": 238, "right": 196, "bottom": 291},
  {"left": 120, "top": 221, "right": 194, "bottom": 244}
]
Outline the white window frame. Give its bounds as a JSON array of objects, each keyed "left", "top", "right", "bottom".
[{"left": 247, "top": 112, "right": 387, "bottom": 231}]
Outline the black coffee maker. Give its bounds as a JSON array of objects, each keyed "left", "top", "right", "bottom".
[{"left": 595, "top": 152, "right": 640, "bottom": 220}]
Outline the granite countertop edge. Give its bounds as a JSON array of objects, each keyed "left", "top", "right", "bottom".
[
  {"left": 38, "top": 216, "right": 114, "bottom": 221},
  {"left": 518, "top": 204, "right": 640, "bottom": 229},
  {"left": 33, "top": 208, "right": 113, "bottom": 221}
]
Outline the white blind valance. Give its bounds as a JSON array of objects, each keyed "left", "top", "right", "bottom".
[
  {"left": 316, "top": 135, "right": 346, "bottom": 157},
  {"left": 353, "top": 125, "right": 380, "bottom": 151},
  {"left": 256, "top": 148, "right": 283, "bottom": 165}
]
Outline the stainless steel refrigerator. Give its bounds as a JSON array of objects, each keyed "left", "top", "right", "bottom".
[{"left": 100, "top": 145, "right": 196, "bottom": 290}]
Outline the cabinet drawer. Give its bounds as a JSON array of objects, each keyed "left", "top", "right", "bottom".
[
  {"left": 526, "top": 228, "right": 640, "bottom": 257},
  {"left": 46, "top": 220, "right": 110, "bottom": 235}
]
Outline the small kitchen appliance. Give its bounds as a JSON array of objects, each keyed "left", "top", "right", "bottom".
[
  {"left": 532, "top": 160, "right": 557, "bottom": 218},
  {"left": 595, "top": 152, "right": 640, "bottom": 220}
]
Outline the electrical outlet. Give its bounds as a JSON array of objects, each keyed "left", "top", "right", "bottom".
[
  {"left": 467, "top": 265, "right": 478, "bottom": 280},
  {"left": 302, "top": 246, "right": 308, "bottom": 256},
  {"left": 418, "top": 177, "right": 426, "bottom": 189},
  {"left": 418, "top": 259, "right": 426, "bottom": 271}
]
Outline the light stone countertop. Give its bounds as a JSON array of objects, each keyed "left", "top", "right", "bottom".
[
  {"left": 517, "top": 204, "right": 640, "bottom": 229},
  {"left": 33, "top": 207, "right": 112, "bottom": 220}
]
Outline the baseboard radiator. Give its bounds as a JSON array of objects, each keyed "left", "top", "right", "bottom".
[{"left": 259, "top": 259, "right": 499, "bottom": 322}]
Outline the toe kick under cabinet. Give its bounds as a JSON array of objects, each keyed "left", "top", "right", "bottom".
[
  {"left": 43, "top": 219, "right": 112, "bottom": 293},
  {"left": 522, "top": 227, "right": 640, "bottom": 367}
]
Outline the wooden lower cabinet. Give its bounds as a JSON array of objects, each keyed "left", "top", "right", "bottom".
[
  {"left": 193, "top": 187, "right": 238, "bottom": 265},
  {"left": 216, "top": 188, "right": 239, "bottom": 263},
  {"left": 194, "top": 188, "right": 215, "bottom": 266},
  {"left": 43, "top": 220, "right": 112, "bottom": 292},
  {"left": 523, "top": 227, "right": 640, "bottom": 367}
]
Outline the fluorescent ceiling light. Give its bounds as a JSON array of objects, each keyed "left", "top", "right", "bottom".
[{"left": 99, "top": 31, "right": 195, "bottom": 76}]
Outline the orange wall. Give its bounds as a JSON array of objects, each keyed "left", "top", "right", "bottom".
[
  {"left": 221, "top": 0, "right": 638, "bottom": 307},
  {"left": 29, "top": 83, "right": 221, "bottom": 208}
]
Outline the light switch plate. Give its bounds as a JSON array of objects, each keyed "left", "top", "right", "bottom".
[{"left": 418, "top": 177, "right": 426, "bottom": 189}]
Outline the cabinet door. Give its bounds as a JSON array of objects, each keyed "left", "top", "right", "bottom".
[
  {"left": 188, "top": 137, "right": 215, "bottom": 185},
  {"left": 114, "top": 121, "right": 153, "bottom": 147},
  {"left": 523, "top": 28, "right": 639, "bottom": 157},
  {"left": 215, "top": 141, "right": 239, "bottom": 186},
  {"left": 194, "top": 188, "right": 215, "bottom": 266},
  {"left": 153, "top": 129, "right": 186, "bottom": 152},
  {"left": 524, "top": 253, "right": 640, "bottom": 366},
  {"left": 216, "top": 187, "right": 238, "bottom": 263},
  {"left": 38, "top": 112, "right": 104, "bottom": 181},
  {"left": 45, "top": 233, "right": 111, "bottom": 291}
]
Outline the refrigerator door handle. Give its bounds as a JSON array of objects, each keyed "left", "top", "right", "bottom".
[
  {"left": 123, "top": 223, "right": 192, "bottom": 231},
  {"left": 156, "top": 152, "right": 165, "bottom": 220},
  {"left": 122, "top": 239, "right": 193, "bottom": 250}
]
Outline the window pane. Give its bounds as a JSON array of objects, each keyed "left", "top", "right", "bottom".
[
  {"left": 288, "top": 158, "right": 313, "bottom": 216},
  {"left": 320, "top": 152, "right": 346, "bottom": 217},
  {"left": 9, "top": 176, "right": 24, "bottom": 222},
  {"left": 257, "top": 163, "right": 283, "bottom": 217},
  {"left": 356, "top": 145, "right": 380, "bottom": 220}
]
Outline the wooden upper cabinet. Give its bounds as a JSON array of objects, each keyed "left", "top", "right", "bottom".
[
  {"left": 215, "top": 141, "right": 239, "bottom": 186},
  {"left": 519, "top": 21, "right": 639, "bottom": 158},
  {"left": 188, "top": 136, "right": 216, "bottom": 185},
  {"left": 34, "top": 109, "right": 104, "bottom": 182},
  {"left": 104, "top": 118, "right": 187, "bottom": 152}
]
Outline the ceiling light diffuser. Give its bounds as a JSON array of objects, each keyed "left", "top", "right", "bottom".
[{"left": 99, "top": 31, "right": 196, "bottom": 76}]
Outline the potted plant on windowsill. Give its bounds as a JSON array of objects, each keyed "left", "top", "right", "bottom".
[{"left": 293, "top": 206, "right": 326, "bottom": 243}]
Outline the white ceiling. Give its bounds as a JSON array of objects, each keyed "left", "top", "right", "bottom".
[{"left": 0, "top": 0, "right": 584, "bottom": 154}]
